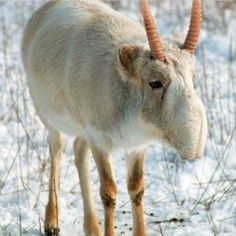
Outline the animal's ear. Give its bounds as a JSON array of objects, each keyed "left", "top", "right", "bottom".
[{"left": 118, "top": 44, "right": 139, "bottom": 76}]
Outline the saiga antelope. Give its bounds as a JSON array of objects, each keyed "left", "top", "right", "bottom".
[{"left": 22, "top": 0, "right": 207, "bottom": 235}]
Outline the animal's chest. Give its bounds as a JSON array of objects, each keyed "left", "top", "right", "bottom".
[{"left": 110, "top": 120, "right": 151, "bottom": 150}]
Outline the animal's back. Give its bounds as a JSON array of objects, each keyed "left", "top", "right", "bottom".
[
  {"left": 22, "top": 0, "right": 121, "bottom": 79},
  {"left": 22, "top": 0, "right": 146, "bottom": 136}
]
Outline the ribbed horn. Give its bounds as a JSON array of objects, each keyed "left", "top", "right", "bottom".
[
  {"left": 182, "top": 0, "right": 202, "bottom": 54},
  {"left": 140, "top": 0, "right": 165, "bottom": 62}
]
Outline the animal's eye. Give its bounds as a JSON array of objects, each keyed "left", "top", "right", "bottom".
[
  {"left": 149, "top": 80, "right": 163, "bottom": 89},
  {"left": 149, "top": 54, "right": 154, "bottom": 60}
]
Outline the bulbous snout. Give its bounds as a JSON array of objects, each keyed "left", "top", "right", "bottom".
[
  {"left": 181, "top": 98, "right": 207, "bottom": 160},
  {"left": 163, "top": 94, "right": 208, "bottom": 161}
]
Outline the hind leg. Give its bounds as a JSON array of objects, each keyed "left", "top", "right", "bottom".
[
  {"left": 74, "top": 137, "right": 100, "bottom": 236},
  {"left": 44, "top": 128, "right": 63, "bottom": 236}
]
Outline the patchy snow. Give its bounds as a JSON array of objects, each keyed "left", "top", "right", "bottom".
[{"left": 0, "top": 0, "right": 236, "bottom": 235}]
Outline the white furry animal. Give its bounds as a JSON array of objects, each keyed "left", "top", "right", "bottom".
[{"left": 21, "top": 0, "right": 207, "bottom": 235}]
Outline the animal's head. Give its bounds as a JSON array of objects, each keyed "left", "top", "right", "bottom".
[{"left": 117, "top": 0, "right": 207, "bottom": 160}]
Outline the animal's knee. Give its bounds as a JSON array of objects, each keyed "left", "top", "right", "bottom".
[
  {"left": 101, "top": 192, "right": 116, "bottom": 208},
  {"left": 130, "top": 188, "right": 144, "bottom": 206},
  {"left": 100, "top": 181, "right": 117, "bottom": 208},
  {"left": 128, "top": 177, "right": 144, "bottom": 206}
]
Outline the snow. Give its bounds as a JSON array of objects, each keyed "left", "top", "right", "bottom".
[{"left": 0, "top": 0, "right": 236, "bottom": 235}]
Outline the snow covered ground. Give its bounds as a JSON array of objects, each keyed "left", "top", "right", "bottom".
[{"left": 0, "top": 0, "right": 235, "bottom": 235}]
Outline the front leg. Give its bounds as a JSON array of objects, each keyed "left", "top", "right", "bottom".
[
  {"left": 91, "top": 146, "right": 117, "bottom": 236},
  {"left": 126, "top": 150, "right": 145, "bottom": 236}
]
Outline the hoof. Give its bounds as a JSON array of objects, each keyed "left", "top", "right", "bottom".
[
  {"left": 45, "top": 228, "right": 60, "bottom": 236},
  {"left": 45, "top": 202, "right": 60, "bottom": 236}
]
